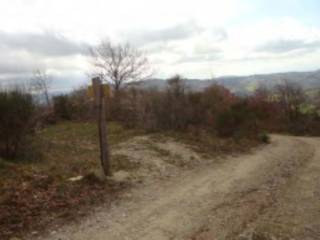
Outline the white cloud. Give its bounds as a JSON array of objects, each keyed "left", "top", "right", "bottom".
[
  {"left": 224, "top": 17, "right": 320, "bottom": 58},
  {"left": 0, "top": 1, "right": 319, "bottom": 85},
  {"left": 0, "top": 0, "right": 247, "bottom": 42}
]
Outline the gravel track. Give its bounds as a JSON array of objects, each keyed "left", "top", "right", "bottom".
[{"left": 39, "top": 135, "right": 320, "bottom": 240}]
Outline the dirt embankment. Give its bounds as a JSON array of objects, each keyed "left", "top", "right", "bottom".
[{"left": 34, "top": 135, "right": 320, "bottom": 240}]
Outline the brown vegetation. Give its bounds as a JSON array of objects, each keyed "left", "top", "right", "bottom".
[
  {"left": 0, "top": 122, "right": 138, "bottom": 240},
  {"left": 111, "top": 77, "right": 320, "bottom": 137},
  {"left": 0, "top": 90, "right": 36, "bottom": 159},
  {"left": 1, "top": 73, "right": 320, "bottom": 239}
]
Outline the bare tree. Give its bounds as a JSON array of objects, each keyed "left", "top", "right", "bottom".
[
  {"left": 30, "top": 69, "right": 52, "bottom": 107},
  {"left": 167, "top": 75, "right": 186, "bottom": 96},
  {"left": 90, "top": 40, "right": 152, "bottom": 92},
  {"left": 275, "top": 80, "right": 306, "bottom": 122},
  {"left": 254, "top": 84, "right": 271, "bottom": 101}
]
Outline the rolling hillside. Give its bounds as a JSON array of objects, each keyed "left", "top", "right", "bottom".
[{"left": 134, "top": 69, "right": 320, "bottom": 94}]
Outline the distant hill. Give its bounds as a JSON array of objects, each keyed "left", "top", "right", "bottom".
[{"left": 134, "top": 69, "right": 320, "bottom": 95}]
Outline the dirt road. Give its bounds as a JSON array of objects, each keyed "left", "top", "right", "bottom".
[{"left": 40, "top": 135, "right": 320, "bottom": 240}]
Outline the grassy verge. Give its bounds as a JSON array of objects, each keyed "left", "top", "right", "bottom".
[{"left": 0, "top": 121, "right": 140, "bottom": 240}]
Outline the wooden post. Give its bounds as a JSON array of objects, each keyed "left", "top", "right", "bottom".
[{"left": 92, "top": 77, "right": 111, "bottom": 176}]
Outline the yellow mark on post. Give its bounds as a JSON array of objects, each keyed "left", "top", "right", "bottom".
[{"left": 87, "top": 84, "right": 112, "bottom": 98}]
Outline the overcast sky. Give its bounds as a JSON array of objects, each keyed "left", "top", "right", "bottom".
[{"left": 0, "top": 0, "right": 319, "bottom": 91}]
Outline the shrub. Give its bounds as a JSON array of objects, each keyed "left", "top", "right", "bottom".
[
  {"left": 216, "top": 111, "right": 237, "bottom": 137},
  {"left": 53, "top": 88, "right": 94, "bottom": 121},
  {"left": 53, "top": 95, "right": 72, "bottom": 120},
  {"left": 258, "top": 132, "right": 270, "bottom": 143},
  {"left": 69, "top": 88, "right": 94, "bottom": 121},
  {"left": 216, "top": 100, "right": 258, "bottom": 138},
  {"left": 0, "top": 90, "right": 36, "bottom": 159}
]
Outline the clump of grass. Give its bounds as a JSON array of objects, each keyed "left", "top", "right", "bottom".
[
  {"left": 258, "top": 132, "right": 270, "bottom": 144},
  {"left": 111, "top": 154, "right": 140, "bottom": 171},
  {"left": 164, "top": 153, "right": 186, "bottom": 167},
  {"left": 82, "top": 172, "right": 106, "bottom": 185},
  {"left": 143, "top": 141, "right": 171, "bottom": 157},
  {"left": 150, "top": 130, "right": 259, "bottom": 159}
]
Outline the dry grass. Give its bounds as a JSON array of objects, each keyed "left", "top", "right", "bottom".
[
  {"left": 149, "top": 130, "right": 260, "bottom": 159},
  {"left": 0, "top": 121, "right": 141, "bottom": 240},
  {"left": 0, "top": 122, "right": 260, "bottom": 239}
]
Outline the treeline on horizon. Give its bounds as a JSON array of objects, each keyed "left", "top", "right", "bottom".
[
  {"left": 53, "top": 75, "right": 319, "bottom": 135},
  {"left": 1, "top": 73, "right": 320, "bottom": 161}
]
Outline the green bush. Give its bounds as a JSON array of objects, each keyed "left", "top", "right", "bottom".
[
  {"left": 0, "top": 90, "right": 36, "bottom": 159},
  {"left": 216, "top": 100, "right": 256, "bottom": 138},
  {"left": 258, "top": 132, "right": 270, "bottom": 143}
]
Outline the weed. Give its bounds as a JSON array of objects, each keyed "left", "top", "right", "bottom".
[{"left": 258, "top": 132, "right": 270, "bottom": 144}]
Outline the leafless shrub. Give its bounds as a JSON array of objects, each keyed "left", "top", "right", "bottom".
[
  {"left": 275, "top": 80, "right": 306, "bottom": 123},
  {"left": 0, "top": 89, "right": 37, "bottom": 159},
  {"left": 30, "top": 69, "right": 52, "bottom": 107},
  {"left": 53, "top": 87, "right": 94, "bottom": 121}
]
